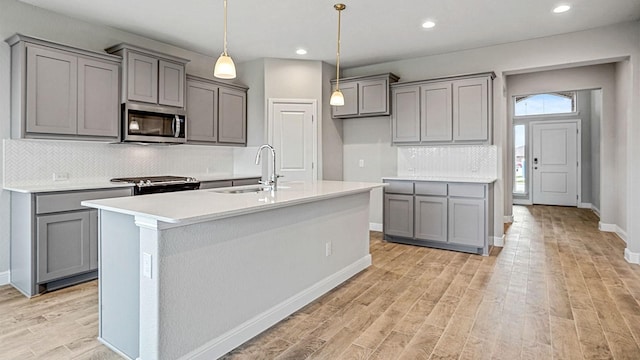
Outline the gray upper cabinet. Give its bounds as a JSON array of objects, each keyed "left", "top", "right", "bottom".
[
  {"left": 187, "top": 78, "right": 218, "bottom": 143},
  {"left": 391, "top": 86, "right": 420, "bottom": 143},
  {"left": 127, "top": 52, "right": 158, "bottom": 104},
  {"left": 77, "top": 58, "right": 119, "bottom": 137},
  {"left": 331, "top": 73, "right": 399, "bottom": 119},
  {"left": 218, "top": 86, "right": 247, "bottom": 144},
  {"left": 186, "top": 75, "right": 248, "bottom": 145},
  {"left": 391, "top": 72, "right": 494, "bottom": 145},
  {"left": 331, "top": 81, "right": 358, "bottom": 117},
  {"left": 158, "top": 60, "right": 185, "bottom": 107},
  {"left": 421, "top": 82, "right": 453, "bottom": 142},
  {"left": 106, "top": 43, "right": 189, "bottom": 109},
  {"left": 453, "top": 77, "right": 489, "bottom": 141},
  {"left": 7, "top": 34, "right": 121, "bottom": 140}
]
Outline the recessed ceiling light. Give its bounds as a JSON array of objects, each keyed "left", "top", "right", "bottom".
[
  {"left": 296, "top": 48, "right": 307, "bottom": 55},
  {"left": 553, "top": 5, "right": 571, "bottom": 13},
  {"left": 422, "top": 20, "right": 436, "bottom": 29}
]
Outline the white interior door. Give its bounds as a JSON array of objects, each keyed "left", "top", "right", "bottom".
[
  {"left": 269, "top": 100, "right": 317, "bottom": 182},
  {"left": 531, "top": 121, "right": 579, "bottom": 206}
]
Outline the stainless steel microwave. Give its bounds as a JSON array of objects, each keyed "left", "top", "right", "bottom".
[{"left": 122, "top": 103, "right": 186, "bottom": 144}]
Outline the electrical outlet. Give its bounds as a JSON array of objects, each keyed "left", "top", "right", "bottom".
[
  {"left": 52, "top": 172, "right": 69, "bottom": 181},
  {"left": 325, "top": 241, "right": 332, "bottom": 257},
  {"left": 358, "top": 159, "right": 365, "bottom": 168}
]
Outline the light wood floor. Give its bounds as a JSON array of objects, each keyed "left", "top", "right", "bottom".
[{"left": 2, "top": 205, "right": 640, "bottom": 359}]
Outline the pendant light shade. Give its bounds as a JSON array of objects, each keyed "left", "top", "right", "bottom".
[
  {"left": 330, "top": 3, "right": 346, "bottom": 106},
  {"left": 214, "top": 0, "right": 236, "bottom": 79},
  {"left": 330, "top": 90, "right": 344, "bottom": 106}
]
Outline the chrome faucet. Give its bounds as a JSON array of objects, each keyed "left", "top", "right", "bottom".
[{"left": 255, "top": 144, "right": 281, "bottom": 190}]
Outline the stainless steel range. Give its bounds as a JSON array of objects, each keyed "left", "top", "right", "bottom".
[{"left": 110, "top": 176, "right": 200, "bottom": 195}]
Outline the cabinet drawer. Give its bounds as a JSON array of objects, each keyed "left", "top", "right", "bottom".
[
  {"left": 448, "top": 183, "right": 485, "bottom": 198},
  {"left": 232, "top": 178, "right": 260, "bottom": 186},
  {"left": 384, "top": 181, "right": 413, "bottom": 195},
  {"left": 414, "top": 182, "right": 447, "bottom": 196},
  {"left": 199, "top": 180, "right": 233, "bottom": 190},
  {"left": 36, "top": 188, "right": 133, "bottom": 214}
]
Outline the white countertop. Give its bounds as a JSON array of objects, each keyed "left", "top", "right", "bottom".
[
  {"left": 82, "top": 180, "right": 384, "bottom": 225},
  {"left": 2, "top": 173, "right": 261, "bottom": 193},
  {"left": 383, "top": 176, "right": 497, "bottom": 183}
]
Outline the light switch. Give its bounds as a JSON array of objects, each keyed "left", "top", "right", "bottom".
[
  {"left": 143, "top": 253, "right": 152, "bottom": 279},
  {"left": 358, "top": 159, "right": 365, "bottom": 168}
]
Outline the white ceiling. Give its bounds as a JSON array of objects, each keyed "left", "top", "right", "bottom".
[{"left": 19, "top": 0, "right": 640, "bottom": 68}]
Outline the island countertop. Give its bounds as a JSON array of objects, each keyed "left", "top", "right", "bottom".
[{"left": 81, "top": 180, "right": 385, "bottom": 225}]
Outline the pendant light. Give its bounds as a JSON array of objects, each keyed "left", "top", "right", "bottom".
[
  {"left": 330, "top": 3, "right": 346, "bottom": 106},
  {"left": 214, "top": 0, "right": 236, "bottom": 79}
]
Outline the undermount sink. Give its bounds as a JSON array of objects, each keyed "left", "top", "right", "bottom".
[{"left": 211, "top": 185, "right": 290, "bottom": 194}]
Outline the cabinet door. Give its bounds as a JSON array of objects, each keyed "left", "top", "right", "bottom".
[
  {"left": 37, "top": 211, "right": 91, "bottom": 283},
  {"left": 186, "top": 80, "right": 218, "bottom": 143},
  {"left": 392, "top": 86, "right": 421, "bottom": 143},
  {"left": 421, "top": 82, "right": 453, "bottom": 142},
  {"left": 158, "top": 60, "right": 185, "bottom": 107},
  {"left": 26, "top": 46, "right": 78, "bottom": 135},
  {"left": 89, "top": 210, "right": 98, "bottom": 270},
  {"left": 331, "top": 81, "right": 358, "bottom": 117},
  {"left": 77, "top": 58, "right": 119, "bottom": 137},
  {"left": 359, "top": 78, "right": 388, "bottom": 115},
  {"left": 199, "top": 180, "right": 233, "bottom": 189},
  {"left": 448, "top": 198, "right": 485, "bottom": 247},
  {"left": 218, "top": 87, "right": 247, "bottom": 144},
  {"left": 415, "top": 196, "right": 448, "bottom": 243},
  {"left": 384, "top": 194, "right": 414, "bottom": 238},
  {"left": 127, "top": 52, "right": 158, "bottom": 104},
  {"left": 453, "top": 77, "right": 488, "bottom": 141}
]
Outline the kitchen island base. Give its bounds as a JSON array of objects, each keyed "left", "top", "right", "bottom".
[{"left": 97, "top": 190, "right": 373, "bottom": 360}]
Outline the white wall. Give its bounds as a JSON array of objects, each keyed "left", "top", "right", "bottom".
[{"left": 342, "top": 21, "right": 640, "bottom": 247}]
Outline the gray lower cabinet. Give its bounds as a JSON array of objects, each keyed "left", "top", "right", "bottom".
[
  {"left": 7, "top": 34, "right": 121, "bottom": 140},
  {"left": 415, "top": 196, "right": 447, "bottom": 242},
  {"left": 37, "top": 210, "right": 95, "bottom": 283},
  {"left": 383, "top": 194, "right": 414, "bottom": 238},
  {"left": 186, "top": 75, "right": 248, "bottom": 145},
  {"left": 199, "top": 178, "right": 260, "bottom": 189},
  {"left": 10, "top": 187, "right": 132, "bottom": 297},
  {"left": 383, "top": 179, "right": 493, "bottom": 255}
]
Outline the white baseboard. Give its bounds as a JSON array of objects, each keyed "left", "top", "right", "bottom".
[
  {"left": 0, "top": 271, "right": 9, "bottom": 286},
  {"left": 578, "top": 202, "right": 592, "bottom": 209},
  {"left": 624, "top": 248, "right": 640, "bottom": 264},
  {"left": 369, "top": 222, "right": 383, "bottom": 232},
  {"left": 599, "top": 222, "right": 617, "bottom": 232},
  {"left": 493, "top": 235, "right": 505, "bottom": 247},
  {"left": 503, "top": 215, "right": 514, "bottom": 223},
  {"left": 183, "top": 255, "right": 372, "bottom": 360},
  {"left": 598, "top": 222, "right": 627, "bottom": 244},
  {"left": 591, "top": 205, "right": 601, "bottom": 218}
]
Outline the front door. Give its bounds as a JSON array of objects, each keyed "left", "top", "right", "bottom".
[
  {"left": 269, "top": 100, "right": 317, "bottom": 182},
  {"left": 531, "top": 121, "right": 579, "bottom": 206}
]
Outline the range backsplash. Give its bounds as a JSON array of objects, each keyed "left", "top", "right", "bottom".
[
  {"left": 397, "top": 145, "right": 498, "bottom": 178},
  {"left": 2, "top": 139, "right": 235, "bottom": 186}
]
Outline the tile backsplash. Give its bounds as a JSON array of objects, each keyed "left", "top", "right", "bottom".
[
  {"left": 3, "top": 139, "right": 235, "bottom": 186},
  {"left": 397, "top": 145, "right": 497, "bottom": 178}
]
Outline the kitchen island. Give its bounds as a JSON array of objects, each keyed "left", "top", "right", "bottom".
[{"left": 82, "top": 180, "right": 383, "bottom": 360}]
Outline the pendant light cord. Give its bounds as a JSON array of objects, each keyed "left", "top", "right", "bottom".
[
  {"left": 223, "top": 0, "right": 228, "bottom": 56},
  {"left": 335, "top": 6, "right": 342, "bottom": 91}
]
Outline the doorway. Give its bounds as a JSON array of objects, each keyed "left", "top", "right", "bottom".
[
  {"left": 267, "top": 99, "right": 318, "bottom": 182},
  {"left": 530, "top": 120, "right": 580, "bottom": 206}
]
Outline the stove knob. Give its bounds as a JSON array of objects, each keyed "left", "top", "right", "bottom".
[
  {"left": 146, "top": 180, "right": 152, "bottom": 185},
  {"left": 187, "top": 177, "right": 196, "bottom": 182},
  {"left": 138, "top": 180, "right": 146, "bottom": 187}
]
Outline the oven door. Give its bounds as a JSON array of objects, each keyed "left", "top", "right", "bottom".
[{"left": 122, "top": 103, "right": 186, "bottom": 144}]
